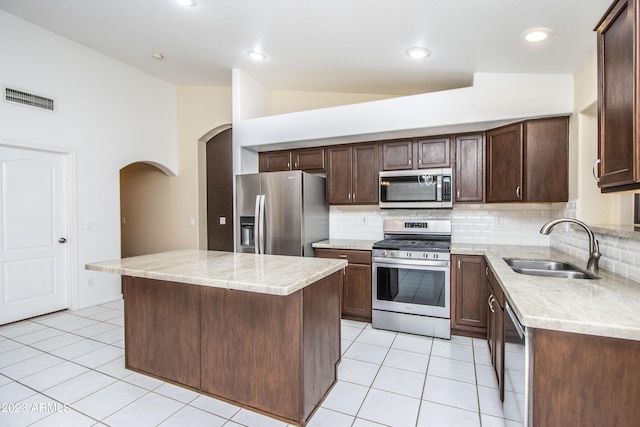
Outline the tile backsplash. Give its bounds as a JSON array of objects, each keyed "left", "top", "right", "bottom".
[
  {"left": 330, "top": 203, "right": 560, "bottom": 245},
  {"left": 329, "top": 200, "right": 640, "bottom": 283}
]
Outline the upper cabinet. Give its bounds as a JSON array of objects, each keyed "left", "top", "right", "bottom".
[
  {"left": 595, "top": 0, "right": 640, "bottom": 192},
  {"left": 454, "top": 134, "right": 485, "bottom": 203},
  {"left": 259, "top": 150, "right": 291, "bottom": 172},
  {"left": 381, "top": 137, "right": 451, "bottom": 171},
  {"left": 327, "top": 144, "right": 379, "bottom": 205},
  {"left": 259, "top": 148, "right": 326, "bottom": 173},
  {"left": 486, "top": 117, "right": 568, "bottom": 203}
]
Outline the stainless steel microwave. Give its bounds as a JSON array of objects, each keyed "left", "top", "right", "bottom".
[{"left": 379, "top": 168, "right": 453, "bottom": 209}]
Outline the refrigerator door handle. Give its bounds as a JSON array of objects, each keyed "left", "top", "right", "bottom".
[
  {"left": 258, "top": 194, "right": 266, "bottom": 254},
  {"left": 254, "top": 195, "right": 261, "bottom": 254}
]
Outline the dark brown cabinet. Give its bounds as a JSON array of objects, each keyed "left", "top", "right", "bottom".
[
  {"left": 451, "top": 255, "right": 487, "bottom": 337},
  {"left": 327, "top": 144, "right": 379, "bottom": 205},
  {"left": 314, "top": 248, "right": 372, "bottom": 322},
  {"left": 486, "top": 265, "right": 505, "bottom": 401},
  {"left": 416, "top": 137, "right": 451, "bottom": 169},
  {"left": 381, "top": 137, "right": 451, "bottom": 171},
  {"left": 454, "top": 134, "right": 485, "bottom": 203},
  {"left": 292, "top": 147, "right": 325, "bottom": 172},
  {"left": 259, "top": 148, "right": 326, "bottom": 173},
  {"left": 486, "top": 117, "right": 568, "bottom": 203},
  {"left": 595, "top": 0, "right": 640, "bottom": 192},
  {"left": 381, "top": 140, "right": 413, "bottom": 170},
  {"left": 259, "top": 150, "right": 291, "bottom": 172}
]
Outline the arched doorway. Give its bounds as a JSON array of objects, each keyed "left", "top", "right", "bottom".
[{"left": 205, "top": 128, "right": 234, "bottom": 251}]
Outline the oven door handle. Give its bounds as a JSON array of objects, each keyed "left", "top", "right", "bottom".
[{"left": 373, "top": 258, "right": 450, "bottom": 268}]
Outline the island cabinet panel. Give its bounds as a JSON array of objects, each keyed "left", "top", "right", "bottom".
[
  {"left": 200, "top": 287, "right": 303, "bottom": 421},
  {"left": 200, "top": 270, "right": 342, "bottom": 425},
  {"left": 531, "top": 328, "right": 640, "bottom": 427},
  {"left": 123, "top": 277, "right": 201, "bottom": 389}
]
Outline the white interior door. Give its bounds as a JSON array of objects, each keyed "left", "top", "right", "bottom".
[{"left": 0, "top": 145, "right": 69, "bottom": 325}]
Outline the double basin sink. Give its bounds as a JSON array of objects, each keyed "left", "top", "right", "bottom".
[{"left": 504, "top": 258, "right": 599, "bottom": 280}]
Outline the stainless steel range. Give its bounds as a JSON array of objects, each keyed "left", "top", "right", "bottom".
[{"left": 372, "top": 219, "right": 451, "bottom": 339}]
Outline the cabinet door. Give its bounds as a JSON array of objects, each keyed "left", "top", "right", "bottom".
[
  {"left": 455, "top": 134, "right": 485, "bottom": 203},
  {"left": 259, "top": 151, "right": 291, "bottom": 172},
  {"left": 596, "top": 0, "right": 640, "bottom": 190},
  {"left": 487, "top": 269, "right": 505, "bottom": 402},
  {"left": 451, "top": 255, "right": 488, "bottom": 334},
  {"left": 416, "top": 137, "right": 451, "bottom": 169},
  {"left": 352, "top": 144, "right": 379, "bottom": 204},
  {"left": 326, "top": 146, "right": 352, "bottom": 204},
  {"left": 524, "top": 118, "right": 569, "bottom": 202},
  {"left": 344, "top": 264, "right": 372, "bottom": 320},
  {"left": 382, "top": 140, "right": 413, "bottom": 170},
  {"left": 292, "top": 147, "right": 325, "bottom": 172},
  {"left": 486, "top": 123, "right": 524, "bottom": 202}
]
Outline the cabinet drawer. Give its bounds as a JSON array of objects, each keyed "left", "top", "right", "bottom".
[{"left": 314, "top": 248, "right": 371, "bottom": 265}]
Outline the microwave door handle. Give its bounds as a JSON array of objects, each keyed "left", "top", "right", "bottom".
[{"left": 437, "top": 175, "right": 443, "bottom": 201}]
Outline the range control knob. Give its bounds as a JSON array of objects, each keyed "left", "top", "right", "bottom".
[
  {"left": 434, "top": 253, "right": 439, "bottom": 259},
  {"left": 406, "top": 252, "right": 411, "bottom": 258},
  {"left": 381, "top": 250, "right": 387, "bottom": 257}
]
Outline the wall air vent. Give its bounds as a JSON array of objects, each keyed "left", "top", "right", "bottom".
[{"left": 3, "top": 86, "right": 55, "bottom": 111}]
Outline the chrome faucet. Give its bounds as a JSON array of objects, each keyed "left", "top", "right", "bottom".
[{"left": 540, "top": 218, "right": 600, "bottom": 272}]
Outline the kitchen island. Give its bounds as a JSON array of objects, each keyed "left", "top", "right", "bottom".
[{"left": 86, "top": 249, "right": 347, "bottom": 426}]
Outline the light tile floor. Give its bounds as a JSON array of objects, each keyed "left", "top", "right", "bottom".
[{"left": 0, "top": 301, "right": 522, "bottom": 426}]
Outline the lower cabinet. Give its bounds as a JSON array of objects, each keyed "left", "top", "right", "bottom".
[
  {"left": 451, "top": 255, "right": 487, "bottom": 337},
  {"left": 486, "top": 265, "right": 505, "bottom": 402},
  {"left": 314, "top": 248, "right": 372, "bottom": 322}
]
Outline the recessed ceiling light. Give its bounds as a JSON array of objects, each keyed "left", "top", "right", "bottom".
[
  {"left": 247, "top": 51, "right": 266, "bottom": 61},
  {"left": 151, "top": 52, "right": 164, "bottom": 60},
  {"left": 175, "top": 0, "right": 196, "bottom": 7},
  {"left": 521, "top": 27, "right": 554, "bottom": 43},
  {"left": 406, "top": 47, "right": 431, "bottom": 60}
]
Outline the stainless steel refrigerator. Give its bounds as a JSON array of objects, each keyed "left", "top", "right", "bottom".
[{"left": 236, "top": 171, "right": 329, "bottom": 256}]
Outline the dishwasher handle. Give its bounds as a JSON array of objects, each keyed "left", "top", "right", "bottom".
[{"left": 505, "top": 302, "right": 525, "bottom": 339}]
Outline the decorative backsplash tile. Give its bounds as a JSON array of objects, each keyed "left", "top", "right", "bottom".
[{"left": 330, "top": 200, "right": 640, "bottom": 282}]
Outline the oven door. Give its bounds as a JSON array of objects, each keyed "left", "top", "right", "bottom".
[{"left": 372, "top": 258, "right": 450, "bottom": 318}]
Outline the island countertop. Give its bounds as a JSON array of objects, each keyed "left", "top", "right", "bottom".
[{"left": 86, "top": 249, "right": 347, "bottom": 296}]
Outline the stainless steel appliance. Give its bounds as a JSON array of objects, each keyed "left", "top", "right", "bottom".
[
  {"left": 236, "top": 170, "right": 328, "bottom": 256},
  {"left": 372, "top": 219, "right": 451, "bottom": 338},
  {"left": 379, "top": 168, "right": 453, "bottom": 209},
  {"left": 504, "top": 301, "right": 529, "bottom": 426}
]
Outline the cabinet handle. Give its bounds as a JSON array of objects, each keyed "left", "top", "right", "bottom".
[
  {"left": 485, "top": 266, "right": 489, "bottom": 276},
  {"left": 516, "top": 186, "right": 521, "bottom": 199},
  {"left": 294, "top": 161, "right": 298, "bottom": 168},
  {"left": 348, "top": 193, "right": 352, "bottom": 202},
  {"left": 488, "top": 295, "right": 495, "bottom": 313},
  {"left": 457, "top": 189, "right": 460, "bottom": 199},
  {"left": 592, "top": 159, "right": 601, "bottom": 183},
  {"left": 287, "top": 162, "right": 291, "bottom": 168},
  {"left": 338, "top": 254, "right": 348, "bottom": 258},
  {"left": 457, "top": 259, "right": 461, "bottom": 269}
]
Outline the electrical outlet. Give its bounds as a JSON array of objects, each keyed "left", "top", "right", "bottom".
[
  {"left": 361, "top": 215, "right": 368, "bottom": 225},
  {"left": 87, "top": 277, "right": 94, "bottom": 287},
  {"left": 495, "top": 216, "right": 504, "bottom": 227}
]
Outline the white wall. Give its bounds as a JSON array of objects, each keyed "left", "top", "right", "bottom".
[
  {"left": 232, "top": 71, "right": 574, "bottom": 153},
  {"left": 0, "top": 11, "right": 178, "bottom": 309}
]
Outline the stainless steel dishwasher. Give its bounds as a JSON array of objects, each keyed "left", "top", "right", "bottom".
[{"left": 504, "top": 301, "right": 529, "bottom": 426}]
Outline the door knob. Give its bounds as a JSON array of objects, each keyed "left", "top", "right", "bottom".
[{"left": 58, "top": 237, "right": 67, "bottom": 244}]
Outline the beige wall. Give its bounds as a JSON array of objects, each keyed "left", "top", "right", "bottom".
[
  {"left": 573, "top": 53, "right": 634, "bottom": 225},
  {"left": 121, "top": 86, "right": 232, "bottom": 256},
  {"left": 270, "top": 89, "right": 395, "bottom": 115}
]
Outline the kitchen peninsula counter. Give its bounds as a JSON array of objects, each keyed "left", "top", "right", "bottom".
[
  {"left": 452, "top": 244, "right": 640, "bottom": 341},
  {"left": 86, "top": 250, "right": 347, "bottom": 426}
]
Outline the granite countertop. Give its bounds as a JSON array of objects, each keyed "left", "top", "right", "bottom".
[
  {"left": 452, "top": 244, "right": 640, "bottom": 341},
  {"left": 312, "top": 239, "right": 377, "bottom": 251},
  {"left": 86, "top": 249, "right": 347, "bottom": 296}
]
